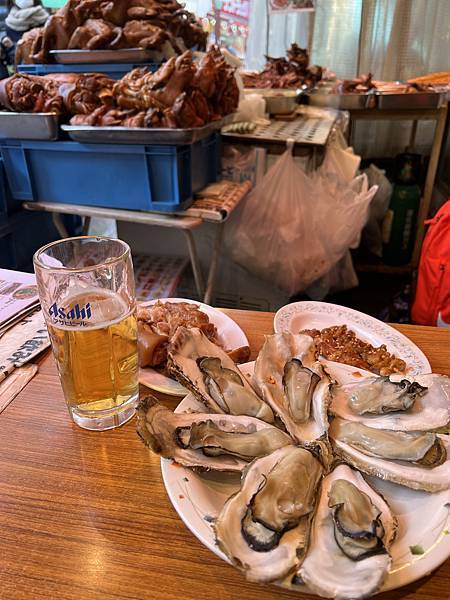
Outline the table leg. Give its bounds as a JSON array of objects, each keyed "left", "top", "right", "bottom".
[
  {"left": 412, "top": 105, "right": 448, "bottom": 267},
  {"left": 183, "top": 229, "right": 205, "bottom": 300},
  {"left": 81, "top": 216, "right": 91, "bottom": 235},
  {"left": 52, "top": 213, "right": 69, "bottom": 238},
  {"left": 204, "top": 223, "right": 225, "bottom": 305},
  {"left": 408, "top": 120, "right": 418, "bottom": 152}
]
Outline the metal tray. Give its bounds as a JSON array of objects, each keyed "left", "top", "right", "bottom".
[
  {"left": 61, "top": 120, "right": 221, "bottom": 144},
  {"left": 243, "top": 88, "right": 299, "bottom": 115},
  {"left": 376, "top": 91, "right": 444, "bottom": 110},
  {"left": 0, "top": 112, "right": 60, "bottom": 140},
  {"left": 49, "top": 48, "right": 155, "bottom": 64},
  {"left": 221, "top": 116, "right": 334, "bottom": 147},
  {"left": 307, "top": 91, "right": 377, "bottom": 110}
]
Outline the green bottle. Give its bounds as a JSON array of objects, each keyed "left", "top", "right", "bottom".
[{"left": 382, "top": 183, "right": 421, "bottom": 265}]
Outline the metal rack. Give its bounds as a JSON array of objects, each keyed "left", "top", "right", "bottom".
[{"left": 348, "top": 105, "right": 448, "bottom": 272}]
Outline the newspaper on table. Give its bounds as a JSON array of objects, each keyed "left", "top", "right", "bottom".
[
  {"left": 0, "top": 268, "right": 40, "bottom": 334},
  {"left": 0, "top": 308, "right": 49, "bottom": 384},
  {"left": 0, "top": 270, "right": 50, "bottom": 407},
  {"left": 177, "top": 180, "right": 252, "bottom": 222}
]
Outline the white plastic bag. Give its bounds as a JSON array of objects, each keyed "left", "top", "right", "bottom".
[{"left": 225, "top": 147, "right": 377, "bottom": 296}]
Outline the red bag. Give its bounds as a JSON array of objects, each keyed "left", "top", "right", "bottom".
[{"left": 411, "top": 200, "right": 450, "bottom": 327}]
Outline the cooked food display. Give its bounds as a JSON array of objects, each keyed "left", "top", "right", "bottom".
[
  {"left": 16, "top": 0, "right": 207, "bottom": 64},
  {"left": 408, "top": 71, "right": 450, "bottom": 86},
  {"left": 0, "top": 48, "right": 239, "bottom": 129},
  {"left": 334, "top": 73, "right": 376, "bottom": 94},
  {"left": 137, "top": 300, "right": 218, "bottom": 369},
  {"left": 300, "top": 324, "right": 407, "bottom": 375},
  {"left": 242, "top": 43, "right": 323, "bottom": 89},
  {"left": 322, "top": 75, "right": 445, "bottom": 95},
  {"left": 137, "top": 326, "right": 450, "bottom": 598},
  {"left": 74, "top": 47, "right": 239, "bottom": 127},
  {"left": 0, "top": 72, "right": 114, "bottom": 114}
]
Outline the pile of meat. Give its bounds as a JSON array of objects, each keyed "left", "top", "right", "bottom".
[
  {"left": 137, "top": 300, "right": 250, "bottom": 372},
  {"left": 73, "top": 47, "right": 239, "bottom": 127},
  {"left": 16, "top": 0, "right": 207, "bottom": 65},
  {"left": 242, "top": 43, "right": 322, "bottom": 89},
  {"left": 0, "top": 48, "right": 239, "bottom": 128},
  {"left": 137, "top": 301, "right": 219, "bottom": 369},
  {"left": 0, "top": 71, "right": 114, "bottom": 114},
  {"left": 300, "top": 325, "right": 407, "bottom": 376},
  {"left": 334, "top": 73, "right": 376, "bottom": 94}
]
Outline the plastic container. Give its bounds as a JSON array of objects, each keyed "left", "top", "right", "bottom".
[
  {"left": 17, "top": 62, "right": 160, "bottom": 80},
  {"left": 0, "top": 134, "right": 219, "bottom": 213}
]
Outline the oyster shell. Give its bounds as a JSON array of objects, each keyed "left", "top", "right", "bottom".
[
  {"left": 253, "top": 333, "right": 331, "bottom": 454},
  {"left": 330, "top": 373, "right": 450, "bottom": 431},
  {"left": 295, "top": 464, "right": 396, "bottom": 599},
  {"left": 214, "top": 445, "right": 323, "bottom": 583},
  {"left": 168, "top": 327, "right": 274, "bottom": 423},
  {"left": 330, "top": 418, "right": 450, "bottom": 492},
  {"left": 137, "top": 396, "right": 291, "bottom": 472}
]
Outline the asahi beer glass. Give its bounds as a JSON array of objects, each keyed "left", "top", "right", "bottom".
[{"left": 34, "top": 237, "right": 138, "bottom": 431}]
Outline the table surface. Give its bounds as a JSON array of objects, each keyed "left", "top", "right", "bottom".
[{"left": 1, "top": 309, "right": 450, "bottom": 600}]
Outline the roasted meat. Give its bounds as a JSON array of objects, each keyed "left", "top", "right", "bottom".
[
  {"left": 0, "top": 73, "right": 68, "bottom": 113},
  {"left": 7, "top": 47, "right": 238, "bottom": 129},
  {"left": 59, "top": 73, "right": 115, "bottom": 114},
  {"left": 111, "top": 47, "right": 238, "bottom": 127},
  {"left": 137, "top": 301, "right": 219, "bottom": 369},
  {"left": 242, "top": 43, "right": 323, "bottom": 90},
  {"left": 68, "top": 18, "right": 123, "bottom": 50},
  {"left": 16, "top": 0, "right": 206, "bottom": 64}
]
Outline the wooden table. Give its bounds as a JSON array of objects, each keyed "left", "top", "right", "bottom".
[{"left": 1, "top": 309, "right": 449, "bottom": 600}]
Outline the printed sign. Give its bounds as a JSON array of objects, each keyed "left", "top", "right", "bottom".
[{"left": 268, "top": 0, "right": 315, "bottom": 13}]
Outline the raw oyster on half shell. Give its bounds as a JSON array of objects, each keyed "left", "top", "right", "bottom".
[
  {"left": 137, "top": 396, "right": 291, "bottom": 472},
  {"left": 168, "top": 327, "right": 274, "bottom": 423},
  {"left": 253, "top": 333, "right": 331, "bottom": 455},
  {"left": 330, "top": 373, "right": 450, "bottom": 432},
  {"left": 296, "top": 464, "right": 396, "bottom": 599},
  {"left": 214, "top": 445, "right": 323, "bottom": 583},
  {"left": 330, "top": 418, "right": 450, "bottom": 492}
]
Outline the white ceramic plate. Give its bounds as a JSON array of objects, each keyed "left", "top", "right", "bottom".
[
  {"left": 139, "top": 298, "right": 249, "bottom": 396},
  {"left": 274, "top": 301, "right": 431, "bottom": 376},
  {"left": 161, "top": 362, "right": 450, "bottom": 595}
]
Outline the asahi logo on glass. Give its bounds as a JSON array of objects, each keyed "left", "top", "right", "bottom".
[{"left": 48, "top": 300, "right": 92, "bottom": 326}]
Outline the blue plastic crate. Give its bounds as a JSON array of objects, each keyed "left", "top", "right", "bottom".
[
  {"left": 0, "top": 134, "right": 220, "bottom": 213},
  {"left": 17, "top": 62, "right": 160, "bottom": 80}
]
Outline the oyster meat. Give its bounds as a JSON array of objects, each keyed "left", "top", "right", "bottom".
[
  {"left": 137, "top": 396, "right": 291, "bottom": 472},
  {"left": 168, "top": 327, "right": 274, "bottom": 423},
  {"left": 253, "top": 333, "right": 331, "bottom": 445},
  {"left": 330, "top": 418, "right": 450, "bottom": 492},
  {"left": 330, "top": 373, "right": 450, "bottom": 431},
  {"left": 296, "top": 464, "right": 396, "bottom": 599},
  {"left": 214, "top": 445, "right": 323, "bottom": 583}
]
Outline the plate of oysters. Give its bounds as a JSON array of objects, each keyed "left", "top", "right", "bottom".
[{"left": 136, "top": 302, "right": 450, "bottom": 599}]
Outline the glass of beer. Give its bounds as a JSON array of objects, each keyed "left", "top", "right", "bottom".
[{"left": 33, "top": 236, "right": 138, "bottom": 431}]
